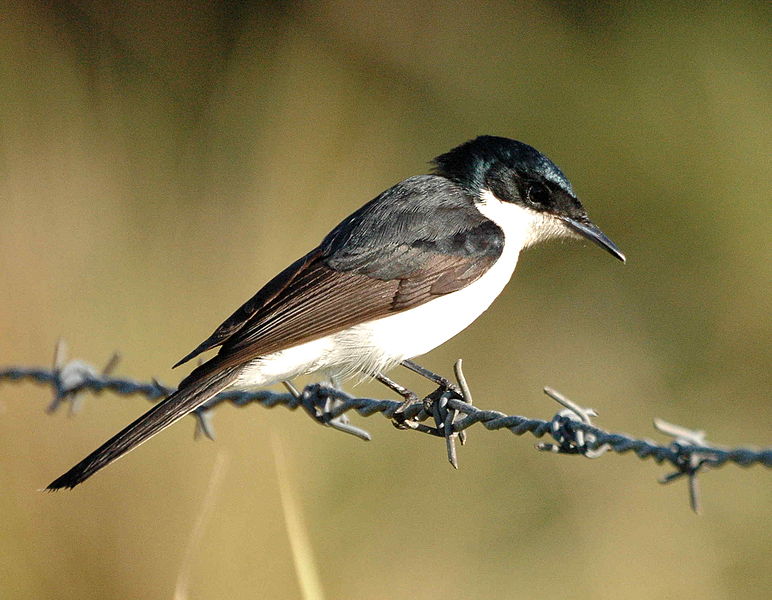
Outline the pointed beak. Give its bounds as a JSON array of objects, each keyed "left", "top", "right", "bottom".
[{"left": 559, "top": 216, "right": 626, "bottom": 263}]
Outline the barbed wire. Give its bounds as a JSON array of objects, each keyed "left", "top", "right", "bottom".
[{"left": 1, "top": 341, "right": 769, "bottom": 513}]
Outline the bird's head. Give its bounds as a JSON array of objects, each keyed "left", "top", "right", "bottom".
[{"left": 433, "top": 135, "right": 625, "bottom": 262}]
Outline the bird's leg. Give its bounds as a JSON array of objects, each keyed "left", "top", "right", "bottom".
[
  {"left": 281, "top": 380, "right": 302, "bottom": 399},
  {"left": 373, "top": 372, "right": 418, "bottom": 403},
  {"left": 327, "top": 374, "right": 343, "bottom": 392},
  {"left": 400, "top": 359, "right": 461, "bottom": 395},
  {"left": 373, "top": 372, "right": 424, "bottom": 428}
]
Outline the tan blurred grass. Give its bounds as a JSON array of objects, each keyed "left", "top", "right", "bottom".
[{"left": 1, "top": 2, "right": 769, "bottom": 599}]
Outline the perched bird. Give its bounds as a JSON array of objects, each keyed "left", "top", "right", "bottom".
[{"left": 48, "top": 135, "right": 624, "bottom": 490}]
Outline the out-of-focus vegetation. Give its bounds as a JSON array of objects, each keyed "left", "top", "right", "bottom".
[{"left": 1, "top": 2, "right": 769, "bottom": 599}]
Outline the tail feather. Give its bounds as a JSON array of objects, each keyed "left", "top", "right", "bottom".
[{"left": 47, "top": 365, "right": 242, "bottom": 490}]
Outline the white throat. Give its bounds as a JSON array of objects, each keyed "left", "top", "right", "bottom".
[{"left": 476, "top": 189, "right": 567, "bottom": 250}]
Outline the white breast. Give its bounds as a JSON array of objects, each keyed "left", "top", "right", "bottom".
[{"left": 236, "top": 190, "right": 545, "bottom": 387}]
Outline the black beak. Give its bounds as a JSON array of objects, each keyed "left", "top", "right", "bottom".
[{"left": 560, "top": 216, "right": 626, "bottom": 263}]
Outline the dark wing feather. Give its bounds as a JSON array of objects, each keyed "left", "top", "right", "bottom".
[{"left": 175, "top": 175, "right": 504, "bottom": 374}]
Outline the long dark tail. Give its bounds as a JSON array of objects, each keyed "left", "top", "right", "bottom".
[{"left": 47, "top": 364, "right": 242, "bottom": 490}]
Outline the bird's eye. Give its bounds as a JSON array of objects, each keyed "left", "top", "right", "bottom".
[{"left": 527, "top": 183, "right": 551, "bottom": 207}]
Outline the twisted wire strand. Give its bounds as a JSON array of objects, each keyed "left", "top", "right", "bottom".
[{"left": 1, "top": 350, "right": 769, "bottom": 512}]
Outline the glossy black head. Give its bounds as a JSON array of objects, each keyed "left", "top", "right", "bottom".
[{"left": 433, "top": 136, "right": 625, "bottom": 262}]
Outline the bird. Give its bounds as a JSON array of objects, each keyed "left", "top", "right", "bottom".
[{"left": 47, "top": 135, "right": 624, "bottom": 490}]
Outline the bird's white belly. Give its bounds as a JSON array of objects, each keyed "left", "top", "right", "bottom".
[{"left": 354, "top": 245, "right": 520, "bottom": 363}]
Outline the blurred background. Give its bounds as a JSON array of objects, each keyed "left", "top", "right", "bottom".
[{"left": 1, "top": 1, "right": 769, "bottom": 598}]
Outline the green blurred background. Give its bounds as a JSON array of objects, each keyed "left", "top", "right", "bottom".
[{"left": 1, "top": 1, "right": 769, "bottom": 599}]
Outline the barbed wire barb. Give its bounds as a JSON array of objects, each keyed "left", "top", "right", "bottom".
[
  {"left": 653, "top": 418, "right": 713, "bottom": 514},
  {"left": 2, "top": 342, "right": 770, "bottom": 513}
]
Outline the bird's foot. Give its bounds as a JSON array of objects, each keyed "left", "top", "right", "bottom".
[
  {"left": 375, "top": 361, "right": 472, "bottom": 443},
  {"left": 373, "top": 372, "right": 422, "bottom": 428}
]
